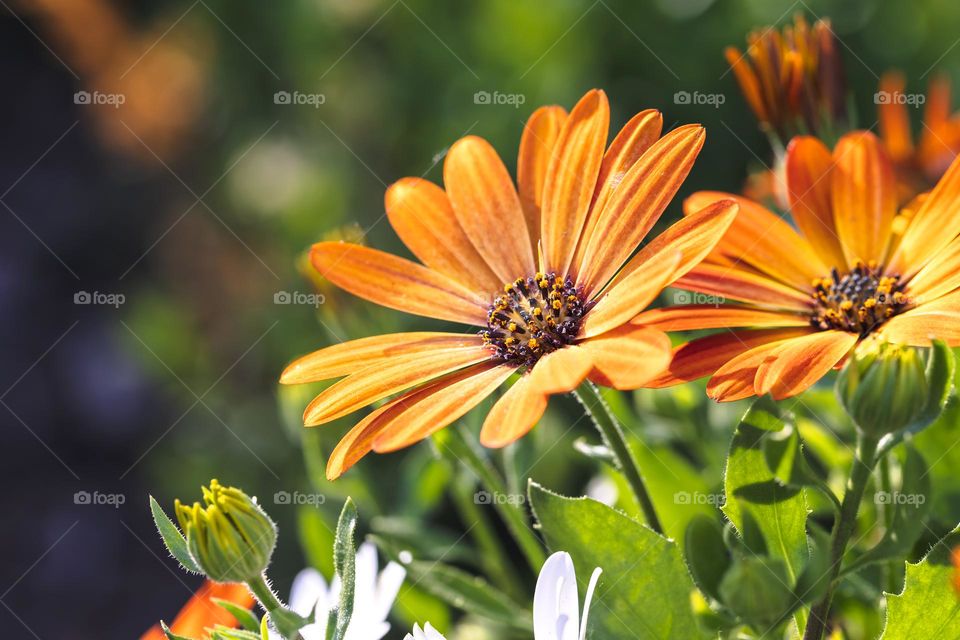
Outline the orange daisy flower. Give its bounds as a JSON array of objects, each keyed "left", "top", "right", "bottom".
[
  {"left": 281, "top": 89, "right": 737, "bottom": 479},
  {"left": 640, "top": 129, "right": 960, "bottom": 401},
  {"left": 725, "top": 14, "right": 846, "bottom": 143},
  {"left": 878, "top": 71, "right": 960, "bottom": 202},
  {"left": 141, "top": 580, "right": 254, "bottom": 640}
]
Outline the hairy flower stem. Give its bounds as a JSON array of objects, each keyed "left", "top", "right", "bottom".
[
  {"left": 803, "top": 432, "right": 879, "bottom": 640},
  {"left": 573, "top": 382, "right": 663, "bottom": 535},
  {"left": 247, "top": 573, "right": 303, "bottom": 639}
]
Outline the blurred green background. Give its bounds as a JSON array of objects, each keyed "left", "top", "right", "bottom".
[{"left": 5, "top": 0, "right": 960, "bottom": 637}]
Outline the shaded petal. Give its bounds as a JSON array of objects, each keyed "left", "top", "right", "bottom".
[
  {"left": 281, "top": 332, "right": 481, "bottom": 384},
  {"left": 888, "top": 153, "right": 960, "bottom": 279},
  {"left": 304, "top": 345, "right": 490, "bottom": 425},
  {"left": 518, "top": 105, "right": 568, "bottom": 253},
  {"left": 580, "top": 325, "right": 671, "bottom": 390},
  {"left": 385, "top": 177, "right": 500, "bottom": 292},
  {"left": 325, "top": 362, "right": 508, "bottom": 479},
  {"left": 311, "top": 242, "right": 488, "bottom": 325},
  {"left": 577, "top": 125, "right": 705, "bottom": 294},
  {"left": 479, "top": 346, "right": 593, "bottom": 447},
  {"left": 684, "top": 191, "right": 826, "bottom": 290},
  {"left": 785, "top": 135, "right": 848, "bottom": 269},
  {"left": 632, "top": 305, "right": 810, "bottom": 331},
  {"left": 533, "top": 551, "right": 579, "bottom": 640},
  {"left": 831, "top": 131, "right": 897, "bottom": 266},
  {"left": 879, "top": 290, "right": 960, "bottom": 345},
  {"left": 674, "top": 263, "right": 813, "bottom": 311},
  {"left": 903, "top": 234, "right": 960, "bottom": 304},
  {"left": 645, "top": 328, "right": 814, "bottom": 389},
  {"left": 877, "top": 72, "right": 914, "bottom": 163},
  {"left": 754, "top": 330, "right": 857, "bottom": 399},
  {"left": 706, "top": 337, "right": 801, "bottom": 402},
  {"left": 540, "top": 89, "right": 610, "bottom": 276},
  {"left": 370, "top": 363, "right": 514, "bottom": 452},
  {"left": 573, "top": 109, "right": 664, "bottom": 274},
  {"left": 444, "top": 136, "right": 535, "bottom": 282},
  {"left": 579, "top": 251, "right": 681, "bottom": 339},
  {"left": 601, "top": 198, "right": 739, "bottom": 303}
]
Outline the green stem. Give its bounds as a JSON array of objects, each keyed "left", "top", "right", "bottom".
[
  {"left": 435, "top": 428, "right": 546, "bottom": 573},
  {"left": 247, "top": 573, "right": 304, "bottom": 638},
  {"left": 802, "top": 432, "right": 879, "bottom": 640},
  {"left": 573, "top": 382, "right": 663, "bottom": 535}
]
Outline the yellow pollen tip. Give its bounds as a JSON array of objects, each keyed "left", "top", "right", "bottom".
[
  {"left": 528, "top": 338, "right": 539, "bottom": 349},
  {"left": 507, "top": 322, "right": 517, "bottom": 332}
]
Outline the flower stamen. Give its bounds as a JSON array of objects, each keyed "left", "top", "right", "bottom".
[
  {"left": 481, "top": 273, "right": 589, "bottom": 367},
  {"left": 810, "top": 262, "right": 908, "bottom": 337}
]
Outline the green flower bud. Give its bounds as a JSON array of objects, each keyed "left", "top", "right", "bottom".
[
  {"left": 174, "top": 479, "right": 277, "bottom": 583},
  {"left": 837, "top": 338, "right": 930, "bottom": 437},
  {"left": 718, "top": 556, "right": 794, "bottom": 630}
]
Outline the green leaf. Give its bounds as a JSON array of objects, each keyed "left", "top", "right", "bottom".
[
  {"left": 211, "top": 599, "right": 260, "bottom": 632},
  {"left": 880, "top": 525, "right": 960, "bottom": 639},
  {"left": 332, "top": 498, "right": 358, "bottom": 640},
  {"left": 150, "top": 496, "right": 201, "bottom": 574},
  {"left": 529, "top": 482, "right": 706, "bottom": 639},
  {"left": 684, "top": 515, "right": 730, "bottom": 602},
  {"left": 723, "top": 397, "right": 809, "bottom": 584},
  {"left": 372, "top": 535, "right": 530, "bottom": 632},
  {"left": 853, "top": 445, "right": 932, "bottom": 569}
]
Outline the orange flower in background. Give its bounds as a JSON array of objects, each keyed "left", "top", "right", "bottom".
[
  {"left": 726, "top": 14, "right": 847, "bottom": 143},
  {"left": 641, "top": 130, "right": 960, "bottom": 401},
  {"left": 141, "top": 580, "right": 254, "bottom": 640},
  {"left": 953, "top": 546, "right": 960, "bottom": 595},
  {"left": 878, "top": 71, "right": 960, "bottom": 202},
  {"left": 281, "top": 89, "right": 737, "bottom": 479}
]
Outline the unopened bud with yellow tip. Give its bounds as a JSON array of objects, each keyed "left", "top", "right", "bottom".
[
  {"left": 174, "top": 479, "right": 277, "bottom": 583},
  {"left": 837, "top": 338, "right": 930, "bottom": 437}
]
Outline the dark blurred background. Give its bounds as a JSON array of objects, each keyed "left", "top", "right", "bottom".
[{"left": 3, "top": 0, "right": 959, "bottom": 637}]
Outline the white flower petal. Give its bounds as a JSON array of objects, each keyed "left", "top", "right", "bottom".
[
  {"left": 289, "top": 568, "right": 328, "bottom": 617},
  {"left": 579, "top": 567, "right": 603, "bottom": 640},
  {"left": 298, "top": 622, "right": 328, "bottom": 640},
  {"left": 372, "top": 561, "right": 406, "bottom": 620},
  {"left": 423, "top": 622, "right": 447, "bottom": 640},
  {"left": 534, "top": 551, "right": 580, "bottom": 640}
]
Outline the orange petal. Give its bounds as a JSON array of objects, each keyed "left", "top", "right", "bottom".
[
  {"left": 540, "top": 89, "right": 610, "bottom": 276},
  {"left": 707, "top": 336, "right": 803, "bottom": 402},
  {"left": 785, "top": 136, "right": 848, "bottom": 270},
  {"left": 924, "top": 74, "right": 952, "bottom": 131},
  {"left": 674, "top": 263, "right": 813, "bottom": 311},
  {"left": 141, "top": 581, "right": 254, "bottom": 640},
  {"left": 311, "top": 242, "right": 487, "bottom": 325},
  {"left": 371, "top": 363, "right": 515, "bottom": 453},
  {"left": 385, "top": 177, "right": 500, "bottom": 292},
  {"left": 903, "top": 234, "right": 960, "bottom": 304},
  {"left": 303, "top": 345, "right": 489, "bottom": 425},
  {"left": 517, "top": 105, "right": 568, "bottom": 254},
  {"left": 580, "top": 325, "right": 671, "bottom": 390},
  {"left": 879, "top": 290, "right": 960, "bottom": 345},
  {"left": 280, "top": 332, "right": 478, "bottom": 384},
  {"left": 444, "top": 136, "right": 535, "bottom": 282},
  {"left": 645, "top": 328, "right": 813, "bottom": 389},
  {"left": 603, "top": 198, "right": 739, "bottom": 301},
  {"left": 572, "top": 109, "right": 664, "bottom": 273},
  {"left": 479, "top": 374, "right": 548, "bottom": 448},
  {"left": 478, "top": 346, "right": 593, "bottom": 448},
  {"left": 684, "top": 191, "right": 827, "bottom": 290},
  {"left": 576, "top": 124, "right": 705, "bottom": 294},
  {"left": 754, "top": 330, "right": 857, "bottom": 399},
  {"left": 725, "top": 46, "right": 769, "bottom": 124},
  {"left": 877, "top": 72, "right": 914, "bottom": 163},
  {"left": 579, "top": 251, "right": 681, "bottom": 339},
  {"left": 888, "top": 153, "right": 960, "bottom": 279},
  {"left": 831, "top": 131, "right": 897, "bottom": 266},
  {"left": 632, "top": 305, "right": 810, "bottom": 331}
]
